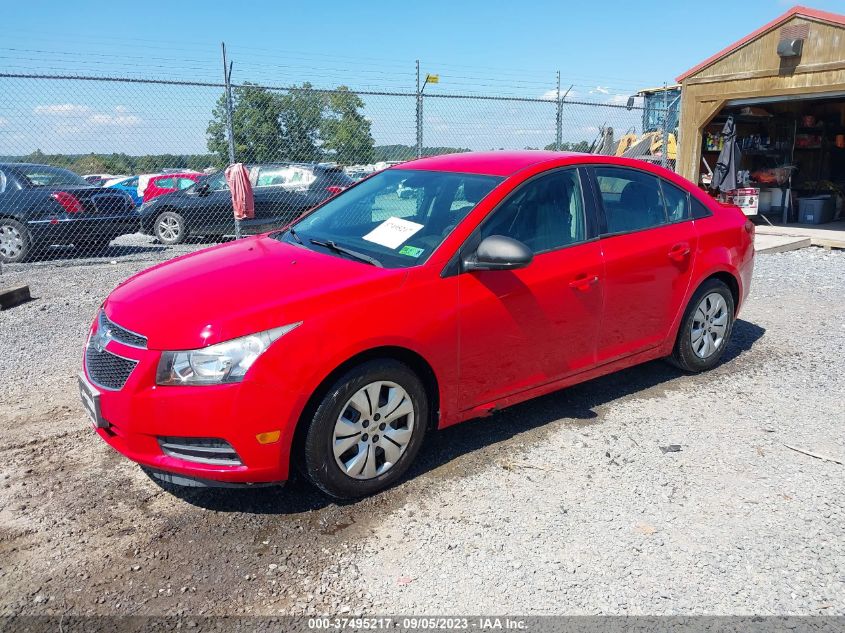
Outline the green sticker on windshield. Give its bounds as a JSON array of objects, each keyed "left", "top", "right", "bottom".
[{"left": 398, "top": 245, "right": 424, "bottom": 258}]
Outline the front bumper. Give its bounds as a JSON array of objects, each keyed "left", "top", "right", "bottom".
[{"left": 81, "top": 338, "right": 300, "bottom": 484}]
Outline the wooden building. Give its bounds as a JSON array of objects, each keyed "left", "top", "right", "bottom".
[{"left": 675, "top": 5, "right": 845, "bottom": 227}]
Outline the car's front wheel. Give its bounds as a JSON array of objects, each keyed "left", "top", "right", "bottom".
[
  {"left": 154, "top": 211, "right": 187, "bottom": 245},
  {"left": 670, "top": 278, "right": 735, "bottom": 372},
  {"left": 0, "top": 219, "right": 32, "bottom": 263},
  {"left": 302, "top": 359, "right": 429, "bottom": 499}
]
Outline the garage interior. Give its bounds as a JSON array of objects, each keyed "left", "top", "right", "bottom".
[
  {"left": 702, "top": 92, "right": 845, "bottom": 224},
  {"left": 676, "top": 5, "right": 845, "bottom": 247}
]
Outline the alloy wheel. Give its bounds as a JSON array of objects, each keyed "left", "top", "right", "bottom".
[
  {"left": 0, "top": 224, "right": 23, "bottom": 259},
  {"left": 691, "top": 292, "right": 729, "bottom": 359},
  {"left": 332, "top": 380, "right": 415, "bottom": 480},
  {"left": 157, "top": 216, "right": 181, "bottom": 242}
]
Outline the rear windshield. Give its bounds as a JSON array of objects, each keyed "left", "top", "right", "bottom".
[{"left": 17, "top": 165, "right": 91, "bottom": 188}]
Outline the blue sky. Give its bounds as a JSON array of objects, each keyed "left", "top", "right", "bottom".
[{"left": 2, "top": 0, "right": 844, "bottom": 156}]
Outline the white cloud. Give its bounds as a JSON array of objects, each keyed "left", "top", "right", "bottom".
[
  {"left": 0, "top": 116, "right": 8, "bottom": 128},
  {"left": 88, "top": 113, "right": 142, "bottom": 127},
  {"left": 608, "top": 93, "right": 630, "bottom": 105},
  {"left": 34, "top": 104, "right": 141, "bottom": 127},
  {"left": 591, "top": 86, "right": 610, "bottom": 95},
  {"left": 541, "top": 88, "right": 580, "bottom": 101},
  {"left": 34, "top": 103, "right": 92, "bottom": 116}
]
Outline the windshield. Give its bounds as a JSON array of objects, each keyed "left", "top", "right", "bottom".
[
  {"left": 282, "top": 169, "right": 502, "bottom": 268},
  {"left": 18, "top": 165, "right": 91, "bottom": 188},
  {"left": 188, "top": 171, "right": 228, "bottom": 192}
]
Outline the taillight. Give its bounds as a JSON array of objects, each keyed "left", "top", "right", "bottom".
[
  {"left": 51, "top": 191, "right": 83, "bottom": 214},
  {"left": 326, "top": 186, "right": 345, "bottom": 195}
]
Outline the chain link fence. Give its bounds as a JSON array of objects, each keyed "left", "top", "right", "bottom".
[{"left": 0, "top": 69, "right": 673, "bottom": 265}]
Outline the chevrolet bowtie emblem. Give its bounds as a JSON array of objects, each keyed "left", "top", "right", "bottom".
[{"left": 92, "top": 327, "right": 112, "bottom": 353}]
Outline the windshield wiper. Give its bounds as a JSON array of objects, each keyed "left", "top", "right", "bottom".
[{"left": 309, "top": 238, "right": 382, "bottom": 267}]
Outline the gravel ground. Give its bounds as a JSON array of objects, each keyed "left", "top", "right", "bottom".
[{"left": 0, "top": 245, "right": 843, "bottom": 616}]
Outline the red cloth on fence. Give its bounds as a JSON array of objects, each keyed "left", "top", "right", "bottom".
[{"left": 224, "top": 163, "right": 255, "bottom": 220}]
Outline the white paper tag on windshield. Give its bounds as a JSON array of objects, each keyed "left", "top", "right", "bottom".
[{"left": 362, "top": 217, "right": 425, "bottom": 249}]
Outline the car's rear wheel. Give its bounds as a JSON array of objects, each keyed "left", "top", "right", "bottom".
[
  {"left": 154, "top": 211, "right": 187, "bottom": 245},
  {"left": 0, "top": 219, "right": 31, "bottom": 263},
  {"left": 302, "top": 359, "right": 428, "bottom": 499},
  {"left": 670, "top": 278, "right": 735, "bottom": 372}
]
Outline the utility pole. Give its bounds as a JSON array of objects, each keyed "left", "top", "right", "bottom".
[
  {"left": 416, "top": 60, "right": 423, "bottom": 159},
  {"left": 221, "top": 42, "right": 240, "bottom": 238},
  {"left": 554, "top": 70, "right": 562, "bottom": 151}
]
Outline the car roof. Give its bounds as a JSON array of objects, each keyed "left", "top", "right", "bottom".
[
  {"left": 392, "top": 151, "right": 584, "bottom": 176},
  {"left": 151, "top": 172, "right": 199, "bottom": 179}
]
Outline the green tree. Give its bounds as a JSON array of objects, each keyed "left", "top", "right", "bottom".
[
  {"left": 544, "top": 140, "right": 591, "bottom": 152},
  {"left": 321, "top": 86, "right": 374, "bottom": 165},
  {"left": 278, "top": 83, "right": 325, "bottom": 163},
  {"left": 207, "top": 83, "right": 284, "bottom": 166},
  {"left": 71, "top": 153, "right": 110, "bottom": 175}
]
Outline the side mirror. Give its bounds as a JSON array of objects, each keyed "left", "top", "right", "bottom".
[
  {"left": 463, "top": 235, "right": 533, "bottom": 272},
  {"left": 194, "top": 182, "right": 210, "bottom": 196}
]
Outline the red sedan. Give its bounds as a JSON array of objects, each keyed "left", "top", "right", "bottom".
[
  {"left": 142, "top": 172, "right": 202, "bottom": 203},
  {"left": 79, "top": 152, "right": 754, "bottom": 498}
]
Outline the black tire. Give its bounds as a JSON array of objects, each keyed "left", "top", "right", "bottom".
[
  {"left": 0, "top": 218, "right": 32, "bottom": 264},
  {"left": 669, "top": 278, "right": 735, "bottom": 373},
  {"left": 302, "top": 359, "right": 429, "bottom": 499},
  {"left": 154, "top": 211, "right": 187, "bottom": 245}
]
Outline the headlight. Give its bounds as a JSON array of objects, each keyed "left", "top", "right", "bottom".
[{"left": 156, "top": 323, "right": 301, "bottom": 386}]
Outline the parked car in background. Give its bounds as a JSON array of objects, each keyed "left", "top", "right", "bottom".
[
  {"left": 105, "top": 175, "right": 144, "bottom": 206},
  {"left": 82, "top": 151, "right": 754, "bottom": 498},
  {"left": 142, "top": 172, "right": 203, "bottom": 203},
  {"left": 0, "top": 163, "right": 137, "bottom": 262},
  {"left": 83, "top": 173, "right": 126, "bottom": 187},
  {"left": 139, "top": 163, "right": 354, "bottom": 244}
]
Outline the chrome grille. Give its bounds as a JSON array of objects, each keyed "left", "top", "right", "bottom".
[
  {"left": 85, "top": 345, "right": 138, "bottom": 391},
  {"left": 157, "top": 437, "right": 242, "bottom": 466},
  {"left": 98, "top": 310, "right": 147, "bottom": 349}
]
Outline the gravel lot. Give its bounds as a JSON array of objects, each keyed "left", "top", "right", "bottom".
[{"left": 0, "top": 245, "right": 843, "bottom": 616}]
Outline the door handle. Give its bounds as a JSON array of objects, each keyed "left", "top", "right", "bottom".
[
  {"left": 569, "top": 274, "right": 599, "bottom": 291},
  {"left": 668, "top": 243, "right": 691, "bottom": 262}
]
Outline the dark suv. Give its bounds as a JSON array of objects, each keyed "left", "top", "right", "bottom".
[
  {"left": 0, "top": 163, "right": 136, "bottom": 263},
  {"left": 139, "top": 163, "right": 355, "bottom": 244}
]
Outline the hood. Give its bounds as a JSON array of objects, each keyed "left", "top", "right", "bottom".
[{"left": 104, "top": 236, "right": 405, "bottom": 350}]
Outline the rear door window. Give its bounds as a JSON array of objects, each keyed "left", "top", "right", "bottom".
[
  {"left": 691, "top": 196, "right": 713, "bottom": 219},
  {"left": 156, "top": 177, "right": 176, "bottom": 189},
  {"left": 659, "top": 179, "right": 691, "bottom": 222},
  {"left": 595, "top": 167, "right": 668, "bottom": 234}
]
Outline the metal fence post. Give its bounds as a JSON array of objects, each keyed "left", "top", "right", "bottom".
[
  {"left": 661, "top": 82, "right": 669, "bottom": 170},
  {"left": 415, "top": 60, "right": 423, "bottom": 159},
  {"left": 221, "top": 42, "right": 241, "bottom": 239},
  {"left": 554, "top": 71, "right": 562, "bottom": 151}
]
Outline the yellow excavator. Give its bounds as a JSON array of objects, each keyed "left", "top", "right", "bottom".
[{"left": 594, "top": 85, "right": 680, "bottom": 162}]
